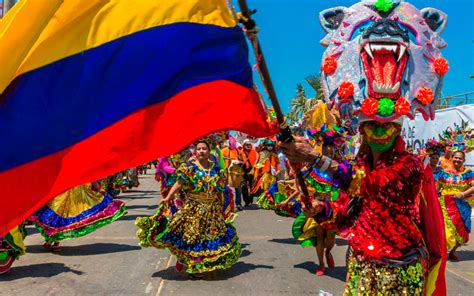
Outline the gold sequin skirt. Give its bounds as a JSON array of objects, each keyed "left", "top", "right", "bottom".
[
  {"left": 136, "top": 193, "right": 241, "bottom": 274},
  {"left": 344, "top": 250, "right": 426, "bottom": 295}
]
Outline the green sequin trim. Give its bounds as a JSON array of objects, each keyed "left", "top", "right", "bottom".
[{"left": 36, "top": 207, "right": 127, "bottom": 242}]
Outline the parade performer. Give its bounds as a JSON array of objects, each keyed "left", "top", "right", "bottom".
[
  {"left": 136, "top": 139, "right": 240, "bottom": 276},
  {"left": 280, "top": 1, "right": 448, "bottom": 294},
  {"left": 293, "top": 107, "right": 350, "bottom": 276},
  {"left": 240, "top": 139, "right": 258, "bottom": 206},
  {"left": 156, "top": 150, "right": 192, "bottom": 197},
  {"left": 30, "top": 182, "right": 127, "bottom": 251},
  {"left": 436, "top": 131, "right": 474, "bottom": 261},
  {"left": 120, "top": 168, "right": 140, "bottom": 190},
  {"left": 0, "top": 224, "right": 26, "bottom": 274},
  {"left": 256, "top": 179, "right": 301, "bottom": 217},
  {"left": 100, "top": 173, "right": 123, "bottom": 198},
  {"left": 422, "top": 139, "right": 444, "bottom": 180},
  {"left": 252, "top": 139, "right": 280, "bottom": 194},
  {"left": 222, "top": 136, "right": 245, "bottom": 211}
]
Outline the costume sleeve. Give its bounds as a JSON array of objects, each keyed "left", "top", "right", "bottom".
[
  {"left": 176, "top": 162, "right": 191, "bottom": 185},
  {"left": 161, "top": 158, "right": 175, "bottom": 174}
]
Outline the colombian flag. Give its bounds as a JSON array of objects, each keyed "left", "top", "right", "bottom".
[{"left": 0, "top": 0, "right": 278, "bottom": 236}]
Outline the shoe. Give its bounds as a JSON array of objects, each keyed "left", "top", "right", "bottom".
[
  {"left": 175, "top": 261, "right": 184, "bottom": 272},
  {"left": 449, "top": 253, "right": 459, "bottom": 262},
  {"left": 0, "top": 256, "right": 14, "bottom": 275},
  {"left": 236, "top": 205, "right": 243, "bottom": 211},
  {"left": 315, "top": 266, "right": 325, "bottom": 276},
  {"left": 51, "top": 242, "right": 62, "bottom": 253},
  {"left": 325, "top": 250, "right": 335, "bottom": 268},
  {"left": 43, "top": 242, "right": 52, "bottom": 251}
]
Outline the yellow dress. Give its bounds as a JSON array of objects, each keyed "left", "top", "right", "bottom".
[
  {"left": 31, "top": 184, "right": 127, "bottom": 242},
  {"left": 437, "top": 168, "right": 473, "bottom": 249}
]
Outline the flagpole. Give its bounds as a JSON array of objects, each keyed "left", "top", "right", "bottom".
[{"left": 237, "top": 0, "right": 311, "bottom": 199}]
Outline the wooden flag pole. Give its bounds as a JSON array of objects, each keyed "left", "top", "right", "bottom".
[{"left": 237, "top": 0, "right": 311, "bottom": 199}]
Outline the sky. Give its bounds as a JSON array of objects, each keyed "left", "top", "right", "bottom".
[{"left": 232, "top": 0, "right": 474, "bottom": 113}]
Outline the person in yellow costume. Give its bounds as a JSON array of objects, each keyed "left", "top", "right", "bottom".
[
  {"left": 0, "top": 224, "right": 26, "bottom": 275},
  {"left": 252, "top": 139, "right": 280, "bottom": 195},
  {"left": 437, "top": 148, "right": 474, "bottom": 261},
  {"left": 30, "top": 182, "right": 127, "bottom": 252}
]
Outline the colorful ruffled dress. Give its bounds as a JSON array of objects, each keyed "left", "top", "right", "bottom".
[
  {"left": 437, "top": 168, "right": 473, "bottom": 250},
  {"left": 0, "top": 224, "right": 26, "bottom": 274},
  {"left": 120, "top": 168, "right": 140, "bottom": 190},
  {"left": 292, "top": 167, "right": 345, "bottom": 247},
  {"left": 314, "top": 138, "right": 446, "bottom": 295},
  {"left": 136, "top": 159, "right": 240, "bottom": 274},
  {"left": 256, "top": 181, "right": 302, "bottom": 218},
  {"left": 30, "top": 184, "right": 127, "bottom": 242}
]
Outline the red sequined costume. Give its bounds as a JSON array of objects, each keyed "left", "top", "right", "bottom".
[{"left": 315, "top": 137, "right": 446, "bottom": 295}]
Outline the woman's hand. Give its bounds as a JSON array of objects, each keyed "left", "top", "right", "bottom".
[
  {"left": 301, "top": 199, "right": 325, "bottom": 218},
  {"left": 161, "top": 196, "right": 174, "bottom": 206},
  {"left": 454, "top": 193, "right": 464, "bottom": 199}
]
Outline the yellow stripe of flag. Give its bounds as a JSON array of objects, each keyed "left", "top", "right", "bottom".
[
  {"left": 0, "top": 0, "right": 63, "bottom": 94},
  {"left": 0, "top": 0, "right": 238, "bottom": 93}
]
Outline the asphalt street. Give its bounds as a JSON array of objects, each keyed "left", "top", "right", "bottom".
[{"left": 1, "top": 173, "right": 473, "bottom": 295}]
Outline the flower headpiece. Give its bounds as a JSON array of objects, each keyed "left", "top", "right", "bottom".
[
  {"left": 307, "top": 124, "right": 347, "bottom": 148},
  {"left": 438, "top": 122, "right": 474, "bottom": 153},
  {"left": 423, "top": 139, "right": 444, "bottom": 156}
]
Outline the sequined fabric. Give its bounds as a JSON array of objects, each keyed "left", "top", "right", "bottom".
[
  {"left": 167, "top": 193, "right": 227, "bottom": 244},
  {"left": 344, "top": 252, "right": 425, "bottom": 296},
  {"left": 136, "top": 160, "right": 241, "bottom": 274}
]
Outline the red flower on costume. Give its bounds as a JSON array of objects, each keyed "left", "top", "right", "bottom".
[
  {"left": 417, "top": 87, "right": 434, "bottom": 105},
  {"left": 322, "top": 56, "right": 338, "bottom": 74},
  {"left": 337, "top": 81, "right": 354, "bottom": 99},
  {"left": 394, "top": 97, "right": 410, "bottom": 115},
  {"left": 361, "top": 97, "right": 378, "bottom": 115},
  {"left": 433, "top": 57, "right": 449, "bottom": 76}
]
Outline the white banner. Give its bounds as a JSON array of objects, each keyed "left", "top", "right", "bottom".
[{"left": 402, "top": 104, "right": 474, "bottom": 165}]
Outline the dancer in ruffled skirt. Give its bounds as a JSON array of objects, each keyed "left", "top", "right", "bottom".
[
  {"left": 136, "top": 139, "right": 240, "bottom": 276},
  {"left": 0, "top": 224, "right": 26, "bottom": 274},
  {"left": 30, "top": 181, "right": 127, "bottom": 251}
]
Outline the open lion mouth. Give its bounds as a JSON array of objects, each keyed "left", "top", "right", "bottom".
[{"left": 361, "top": 41, "right": 408, "bottom": 99}]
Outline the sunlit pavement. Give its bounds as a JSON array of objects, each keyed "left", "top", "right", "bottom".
[{"left": 1, "top": 173, "right": 472, "bottom": 295}]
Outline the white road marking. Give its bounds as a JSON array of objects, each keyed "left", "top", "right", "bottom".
[
  {"left": 446, "top": 267, "right": 474, "bottom": 285},
  {"left": 156, "top": 255, "right": 173, "bottom": 296},
  {"left": 145, "top": 282, "right": 153, "bottom": 294}
]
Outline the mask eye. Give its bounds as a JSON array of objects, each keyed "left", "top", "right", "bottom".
[
  {"left": 350, "top": 20, "right": 375, "bottom": 41},
  {"left": 397, "top": 23, "right": 419, "bottom": 45}
]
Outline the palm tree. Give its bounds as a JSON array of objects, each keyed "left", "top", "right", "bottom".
[
  {"left": 305, "top": 74, "right": 324, "bottom": 100},
  {"left": 286, "top": 75, "right": 323, "bottom": 123}
]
